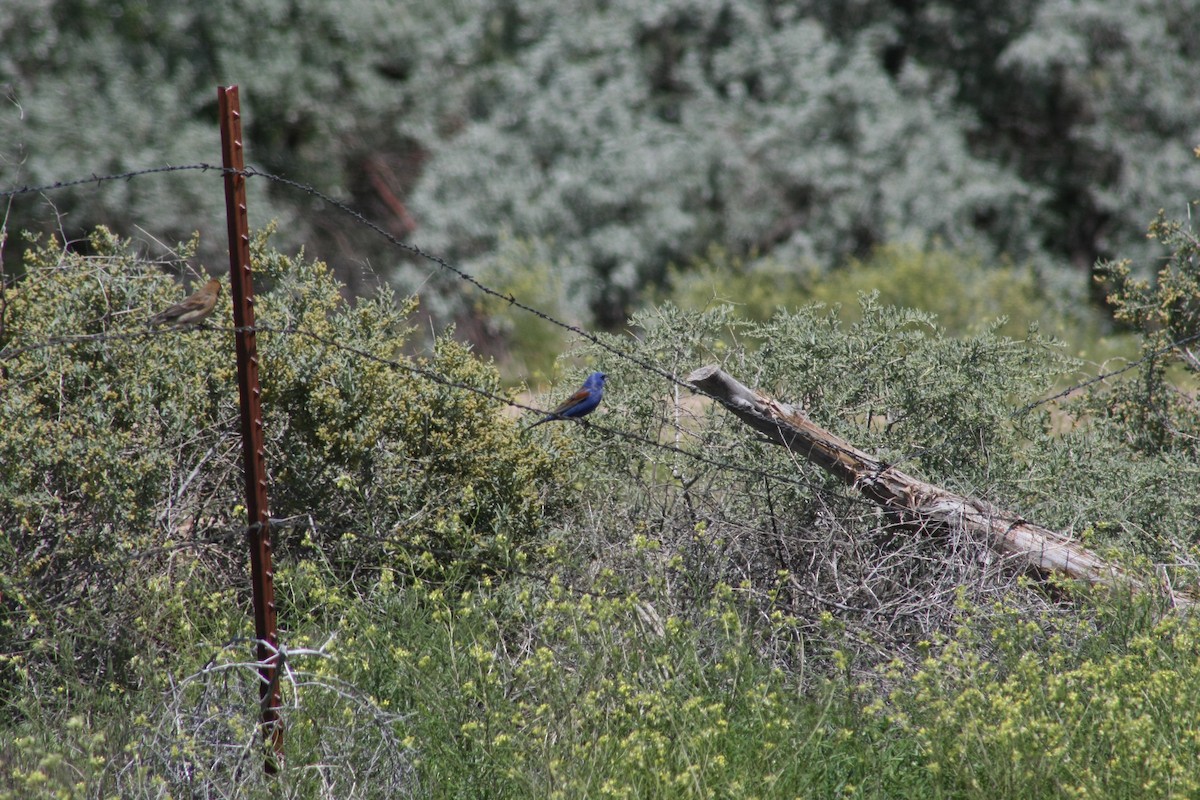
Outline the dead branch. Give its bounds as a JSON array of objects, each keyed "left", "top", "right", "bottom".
[{"left": 686, "top": 364, "right": 1193, "bottom": 608}]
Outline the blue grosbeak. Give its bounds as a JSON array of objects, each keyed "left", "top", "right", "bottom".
[
  {"left": 528, "top": 372, "right": 607, "bottom": 428},
  {"left": 150, "top": 278, "right": 221, "bottom": 327}
]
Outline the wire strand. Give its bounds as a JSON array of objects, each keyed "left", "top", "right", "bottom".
[
  {"left": 4, "top": 163, "right": 1198, "bottom": 484},
  {"left": 0, "top": 163, "right": 222, "bottom": 198}
]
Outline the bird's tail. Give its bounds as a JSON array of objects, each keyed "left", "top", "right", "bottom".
[{"left": 523, "top": 413, "right": 564, "bottom": 432}]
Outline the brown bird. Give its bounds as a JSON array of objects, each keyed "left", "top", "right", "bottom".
[{"left": 150, "top": 278, "right": 221, "bottom": 327}]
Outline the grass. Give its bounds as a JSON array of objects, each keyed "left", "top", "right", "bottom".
[{"left": 7, "top": 559, "right": 1200, "bottom": 799}]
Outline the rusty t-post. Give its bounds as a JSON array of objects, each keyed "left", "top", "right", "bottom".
[{"left": 218, "top": 85, "right": 283, "bottom": 773}]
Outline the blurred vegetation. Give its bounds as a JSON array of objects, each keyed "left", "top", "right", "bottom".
[
  {"left": 500, "top": 241, "right": 1136, "bottom": 386},
  {"left": 2, "top": 204, "right": 1198, "bottom": 796},
  {"left": 465, "top": 235, "right": 592, "bottom": 385},
  {"left": 3, "top": 0, "right": 1198, "bottom": 333},
  {"left": 660, "top": 242, "right": 1134, "bottom": 360}
]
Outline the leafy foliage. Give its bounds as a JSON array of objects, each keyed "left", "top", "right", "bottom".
[{"left": 401, "top": 0, "right": 1030, "bottom": 324}]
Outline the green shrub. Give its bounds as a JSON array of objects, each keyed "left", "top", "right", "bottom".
[
  {"left": 1092, "top": 208, "right": 1200, "bottom": 455},
  {"left": 0, "top": 227, "right": 570, "bottom": 712},
  {"left": 307, "top": 556, "right": 928, "bottom": 799}
]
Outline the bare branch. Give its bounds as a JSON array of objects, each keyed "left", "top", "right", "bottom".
[{"left": 687, "top": 363, "right": 1194, "bottom": 608}]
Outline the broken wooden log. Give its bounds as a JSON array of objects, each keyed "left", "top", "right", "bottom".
[{"left": 686, "top": 363, "right": 1192, "bottom": 607}]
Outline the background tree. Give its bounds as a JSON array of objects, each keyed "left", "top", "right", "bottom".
[{"left": 3, "top": 0, "right": 1197, "bottom": 334}]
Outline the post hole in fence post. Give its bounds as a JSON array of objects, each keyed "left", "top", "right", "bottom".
[{"left": 217, "top": 84, "right": 283, "bottom": 774}]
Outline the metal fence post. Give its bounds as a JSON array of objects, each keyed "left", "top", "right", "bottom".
[{"left": 217, "top": 84, "right": 283, "bottom": 773}]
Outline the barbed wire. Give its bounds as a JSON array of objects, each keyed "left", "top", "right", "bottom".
[
  {"left": 0, "top": 311, "right": 883, "bottom": 506},
  {"left": 0, "top": 163, "right": 221, "bottom": 199},
  {"left": 0, "top": 326, "right": 205, "bottom": 360},
  {"left": 230, "top": 168, "right": 1103, "bottom": 478},
  {"left": 238, "top": 167, "right": 697, "bottom": 388},
  {"left": 230, "top": 167, "right": 1200, "bottom": 476},
  {"left": 241, "top": 322, "right": 869, "bottom": 506},
  {"left": 0, "top": 316, "right": 862, "bottom": 503},
  {"left": 7, "top": 310, "right": 1196, "bottom": 507},
  {"left": 3, "top": 162, "right": 1197, "bottom": 485},
  {"left": 1, "top": 163, "right": 879, "bottom": 476}
]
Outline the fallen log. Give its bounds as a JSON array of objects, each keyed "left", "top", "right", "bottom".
[{"left": 686, "top": 363, "right": 1192, "bottom": 608}]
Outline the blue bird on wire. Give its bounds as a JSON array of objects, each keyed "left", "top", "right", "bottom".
[{"left": 528, "top": 372, "right": 607, "bottom": 428}]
